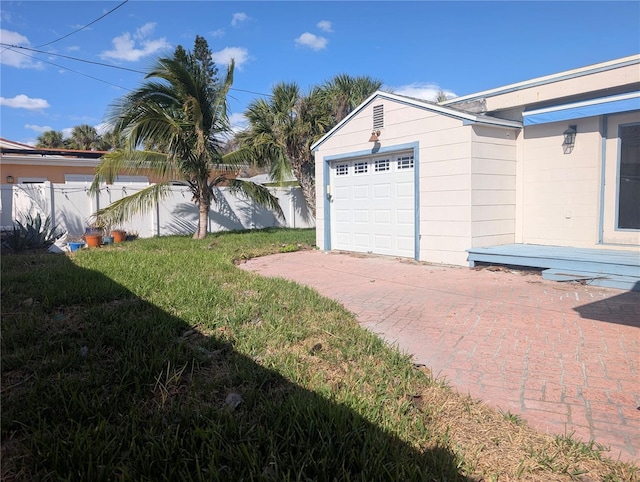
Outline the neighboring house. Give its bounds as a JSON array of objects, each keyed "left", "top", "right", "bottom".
[
  {"left": 0, "top": 140, "right": 151, "bottom": 228},
  {"left": 311, "top": 55, "right": 639, "bottom": 288},
  {"left": 0, "top": 138, "right": 153, "bottom": 185}
]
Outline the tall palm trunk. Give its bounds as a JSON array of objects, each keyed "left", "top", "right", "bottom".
[
  {"left": 292, "top": 162, "right": 316, "bottom": 217},
  {"left": 194, "top": 199, "right": 210, "bottom": 239},
  {"left": 194, "top": 181, "right": 210, "bottom": 239}
]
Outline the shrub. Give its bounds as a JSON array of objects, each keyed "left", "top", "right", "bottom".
[{"left": 2, "top": 213, "right": 62, "bottom": 252}]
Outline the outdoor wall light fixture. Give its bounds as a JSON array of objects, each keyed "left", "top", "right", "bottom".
[
  {"left": 369, "top": 130, "right": 381, "bottom": 142},
  {"left": 6, "top": 175, "right": 14, "bottom": 184},
  {"left": 562, "top": 125, "right": 577, "bottom": 154},
  {"left": 563, "top": 125, "right": 577, "bottom": 146}
]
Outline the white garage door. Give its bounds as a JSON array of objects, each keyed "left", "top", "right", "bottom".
[{"left": 330, "top": 152, "right": 415, "bottom": 258}]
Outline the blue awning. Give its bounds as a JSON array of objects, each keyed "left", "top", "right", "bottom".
[{"left": 524, "top": 92, "right": 640, "bottom": 126}]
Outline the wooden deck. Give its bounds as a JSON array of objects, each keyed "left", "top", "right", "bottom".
[{"left": 466, "top": 244, "right": 640, "bottom": 291}]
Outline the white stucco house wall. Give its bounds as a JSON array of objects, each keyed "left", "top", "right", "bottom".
[{"left": 311, "top": 55, "right": 640, "bottom": 268}]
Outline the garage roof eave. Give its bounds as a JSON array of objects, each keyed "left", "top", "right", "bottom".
[
  {"left": 464, "top": 116, "right": 522, "bottom": 129},
  {"left": 311, "top": 91, "right": 521, "bottom": 152}
]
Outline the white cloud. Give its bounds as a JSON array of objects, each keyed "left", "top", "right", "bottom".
[
  {"left": 1, "top": 29, "right": 29, "bottom": 45},
  {"left": 62, "top": 127, "right": 74, "bottom": 139},
  {"left": 0, "top": 29, "right": 43, "bottom": 68},
  {"left": 95, "top": 122, "right": 112, "bottom": 135},
  {"left": 133, "top": 22, "right": 155, "bottom": 40},
  {"left": 0, "top": 94, "right": 50, "bottom": 110},
  {"left": 295, "top": 33, "right": 327, "bottom": 51},
  {"left": 211, "top": 47, "right": 249, "bottom": 70},
  {"left": 317, "top": 20, "right": 333, "bottom": 32},
  {"left": 231, "top": 13, "right": 248, "bottom": 27},
  {"left": 67, "top": 45, "right": 80, "bottom": 52},
  {"left": 393, "top": 83, "right": 456, "bottom": 102},
  {"left": 228, "top": 113, "right": 248, "bottom": 134},
  {"left": 210, "top": 28, "right": 225, "bottom": 38},
  {"left": 25, "top": 124, "right": 53, "bottom": 133},
  {"left": 100, "top": 23, "right": 170, "bottom": 61}
]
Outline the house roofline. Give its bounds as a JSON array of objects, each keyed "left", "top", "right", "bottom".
[
  {"left": 0, "top": 147, "right": 107, "bottom": 158},
  {"left": 311, "top": 91, "right": 521, "bottom": 152},
  {"left": 441, "top": 54, "right": 640, "bottom": 107},
  {"left": 0, "top": 137, "right": 34, "bottom": 150},
  {"left": 0, "top": 153, "right": 102, "bottom": 167}
]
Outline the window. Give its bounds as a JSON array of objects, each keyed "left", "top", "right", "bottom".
[
  {"left": 354, "top": 162, "right": 368, "bottom": 174},
  {"left": 374, "top": 159, "right": 390, "bottom": 172},
  {"left": 17, "top": 177, "right": 47, "bottom": 183},
  {"left": 65, "top": 174, "right": 94, "bottom": 184},
  {"left": 397, "top": 155, "right": 414, "bottom": 170},
  {"left": 114, "top": 175, "right": 149, "bottom": 184},
  {"left": 618, "top": 124, "right": 640, "bottom": 229},
  {"left": 336, "top": 164, "right": 349, "bottom": 176}
]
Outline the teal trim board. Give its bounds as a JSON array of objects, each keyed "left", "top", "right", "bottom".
[{"left": 524, "top": 93, "right": 640, "bottom": 126}]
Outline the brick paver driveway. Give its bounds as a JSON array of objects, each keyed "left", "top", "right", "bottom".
[{"left": 240, "top": 250, "right": 640, "bottom": 463}]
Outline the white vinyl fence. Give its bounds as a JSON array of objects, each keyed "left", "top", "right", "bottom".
[{"left": 0, "top": 181, "right": 314, "bottom": 238}]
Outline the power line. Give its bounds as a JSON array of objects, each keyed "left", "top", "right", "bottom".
[
  {"left": 1, "top": 43, "right": 144, "bottom": 74},
  {"left": 35, "top": 0, "right": 129, "bottom": 48},
  {"left": 9, "top": 48, "right": 133, "bottom": 92},
  {"left": 0, "top": 43, "right": 272, "bottom": 98}
]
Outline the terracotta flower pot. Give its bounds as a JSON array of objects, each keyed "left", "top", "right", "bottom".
[
  {"left": 84, "top": 234, "right": 103, "bottom": 248},
  {"left": 111, "top": 230, "right": 127, "bottom": 243}
]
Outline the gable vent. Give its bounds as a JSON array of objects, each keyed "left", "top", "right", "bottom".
[{"left": 373, "top": 104, "right": 384, "bottom": 129}]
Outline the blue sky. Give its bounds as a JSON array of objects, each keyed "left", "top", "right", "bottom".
[{"left": 1, "top": 1, "right": 639, "bottom": 146}]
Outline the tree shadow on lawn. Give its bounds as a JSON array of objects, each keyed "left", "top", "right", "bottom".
[{"left": 1, "top": 252, "right": 471, "bottom": 481}]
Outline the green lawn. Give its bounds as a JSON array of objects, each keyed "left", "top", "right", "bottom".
[{"left": 1, "top": 229, "right": 637, "bottom": 481}]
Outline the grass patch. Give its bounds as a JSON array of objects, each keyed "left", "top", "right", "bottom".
[{"left": 1, "top": 228, "right": 637, "bottom": 481}]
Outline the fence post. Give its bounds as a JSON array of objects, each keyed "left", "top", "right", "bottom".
[{"left": 45, "top": 182, "right": 56, "bottom": 227}]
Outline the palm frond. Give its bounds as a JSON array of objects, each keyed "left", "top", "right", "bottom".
[
  {"left": 93, "top": 182, "right": 174, "bottom": 227},
  {"left": 221, "top": 147, "right": 255, "bottom": 169},
  {"left": 227, "top": 179, "right": 284, "bottom": 220},
  {"left": 90, "top": 149, "right": 175, "bottom": 194}
]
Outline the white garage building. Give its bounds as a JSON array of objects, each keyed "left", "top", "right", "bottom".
[{"left": 311, "top": 55, "right": 640, "bottom": 288}]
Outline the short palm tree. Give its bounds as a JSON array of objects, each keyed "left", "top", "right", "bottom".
[
  {"left": 319, "top": 74, "right": 382, "bottom": 123},
  {"left": 69, "top": 124, "right": 101, "bottom": 150},
  {"left": 91, "top": 54, "right": 282, "bottom": 239},
  {"left": 36, "top": 130, "right": 65, "bottom": 148}
]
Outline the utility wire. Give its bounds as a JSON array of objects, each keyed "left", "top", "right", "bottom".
[
  {"left": 35, "top": 0, "right": 129, "bottom": 48},
  {"left": 1, "top": 43, "right": 144, "bottom": 73},
  {"left": 0, "top": 43, "right": 272, "bottom": 98},
  {"left": 8, "top": 48, "right": 134, "bottom": 92}
]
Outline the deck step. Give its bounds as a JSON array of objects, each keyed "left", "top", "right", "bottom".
[
  {"left": 467, "top": 244, "right": 640, "bottom": 291},
  {"left": 541, "top": 269, "right": 640, "bottom": 291}
]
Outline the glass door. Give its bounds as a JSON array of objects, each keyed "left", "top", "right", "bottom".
[{"left": 602, "top": 112, "right": 640, "bottom": 245}]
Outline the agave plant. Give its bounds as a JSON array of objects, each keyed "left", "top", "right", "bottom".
[{"left": 3, "top": 213, "right": 62, "bottom": 252}]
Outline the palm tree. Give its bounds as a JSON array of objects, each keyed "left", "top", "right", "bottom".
[
  {"left": 36, "top": 130, "right": 65, "bottom": 148},
  {"left": 69, "top": 124, "right": 101, "bottom": 150},
  {"left": 435, "top": 90, "right": 449, "bottom": 103},
  {"left": 319, "top": 74, "right": 383, "bottom": 123},
  {"left": 91, "top": 54, "right": 282, "bottom": 239},
  {"left": 231, "top": 83, "right": 331, "bottom": 216},
  {"left": 231, "top": 74, "right": 381, "bottom": 216},
  {"left": 97, "top": 129, "right": 124, "bottom": 151}
]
